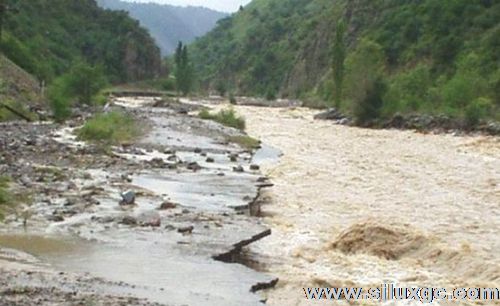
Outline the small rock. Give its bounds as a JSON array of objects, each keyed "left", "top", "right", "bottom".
[
  {"left": 136, "top": 211, "right": 162, "bottom": 227},
  {"left": 164, "top": 224, "right": 176, "bottom": 231},
  {"left": 233, "top": 165, "right": 244, "bottom": 173},
  {"left": 229, "top": 154, "right": 238, "bottom": 162},
  {"left": 149, "top": 157, "right": 166, "bottom": 168},
  {"left": 19, "top": 175, "right": 32, "bottom": 187},
  {"left": 120, "top": 190, "right": 136, "bottom": 205},
  {"left": 47, "top": 215, "right": 64, "bottom": 222},
  {"left": 187, "top": 162, "right": 201, "bottom": 171},
  {"left": 177, "top": 226, "right": 194, "bottom": 234},
  {"left": 120, "top": 216, "right": 137, "bottom": 226},
  {"left": 338, "top": 118, "right": 350, "bottom": 125},
  {"left": 250, "top": 164, "right": 260, "bottom": 171},
  {"left": 194, "top": 148, "right": 202, "bottom": 153},
  {"left": 217, "top": 172, "right": 225, "bottom": 177},
  {"left": 206, "top": 157, "right": 215, "bottom": 163},
  {"left": 121, "top": 173, "right": 133, "bottom": 182},
  {"left": 159, "top": 201, "right": 177, "bottom": 210}
]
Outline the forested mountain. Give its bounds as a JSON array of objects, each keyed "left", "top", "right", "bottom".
[
  {"left": 97, "top": 0, "right": 227, "bottom": 55},
  {"left": 1, "top": 0, "right": 161, "bottom": 83},
  {"left": 191, "top": 0, "right": 499, "bottom": 121}
]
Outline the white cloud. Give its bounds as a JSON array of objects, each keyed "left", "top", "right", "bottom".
[{"left": 122, "top": 0, "right": 252, "bottom": 12}]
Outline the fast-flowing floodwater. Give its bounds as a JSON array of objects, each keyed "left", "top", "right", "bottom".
[{"left": 236, "top": 106, "right": 500, "bottom": 305}]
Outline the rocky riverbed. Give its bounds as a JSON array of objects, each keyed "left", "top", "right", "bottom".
[{"left": 0, "top": 96, "right": 279, "bottom": 305}]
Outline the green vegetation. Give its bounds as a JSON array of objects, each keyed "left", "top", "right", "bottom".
[
  {"left": 174, "top": 42, "right": 194, "bottom": 95},
  {"left": 0, "top": 99, "right": 35, "bottom": 122},
  {"left": 1, "top": 0, "right": 161, "bottom": 83},
  {"left": 332, "top": 20, "right": 346, "bottom": 108},
  {"left": 191, "top": 0, "right": 500, "bottom": 125},
  {"left": 0, "top": 176, "right": 12, "bottom": 220},
  {"left": 226, "top": 135, "right": 260, "bottom": 150},
  {"left": 47, "top": 61, "right": 108, "bottom": 122},
  {"left": 199, "top": 108, "right": 246, "bottom": 130},
  {"left": 77, "top": 111, "right": 142, "bottom": 145}
]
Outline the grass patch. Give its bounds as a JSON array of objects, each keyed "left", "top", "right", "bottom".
[
  {"left": 226, "top": 135, "right": 261, "bottom": 150},
  {"left": 199, "top": 108, "right": 246, "bottom": 130},
  {"left": 77, "top": 111, "right": 142, "bottom": 145},
  {"left": 0, "top": 176, "right": 12, "bottom": 220}
]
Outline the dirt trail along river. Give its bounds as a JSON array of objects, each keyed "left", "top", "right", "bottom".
[{"left": 235, "top": 105, "right": 500, "bottom": 305}]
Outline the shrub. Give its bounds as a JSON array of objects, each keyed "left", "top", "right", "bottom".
[
  {"left": 47, "top": 77, "right": 72, "bottom": 122},
  {"left": 265, "top": 89, "right": 277, "bottom": 101},
  {"left": 464, "top": 97, "right": 492, "bottom": 127},
  {"left": 383, "top": 64, "right": 432, "bottom": 116},
  {"left": 161, "top": 77, "right": 176, "bottom": 91},
  {"left": 229, "top": 93, "right": 237, "bottom": 105},
  {"left": 345, "top": 39, "right": 387, "bottom": 123},
  {"left": 0, "top": 176, "right": 10, "bottom": 205},
  {"left": 77, "top": 111, "right": 141, "bottom": 144},
  {"left": 199, "top": 108, "right": 246, "bottom": 130},
  {"left": 352, "top": 77, "right": 387, "bottom": 123},
  {"left": 0, "top": 176, "right": 11, "bottom": 220},
  {"left": 65, "top": 61, "right": 108, "bottom": 105},
  {"left": 47, "top": 61, "right": 108, "bottom": 122}
]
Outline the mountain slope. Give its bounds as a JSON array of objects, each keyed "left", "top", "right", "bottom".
[
  {"left": 97, "top": 0, "right": 227, "bottom": 55},
  {"left": 2, "top": 0, "right": 162, "bottom": 83},
  {"left": 191, "top": 0, "right": 499, "bottom": 120}
]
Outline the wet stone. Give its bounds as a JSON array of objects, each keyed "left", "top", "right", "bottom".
[
  {"left": 148, "top": 158, "right": 166, "bottom": 168},
  {"left": 119, "top": 216, "right": 138, "bottom": 226},
  {"left": 233, "top": 165, "right": 244, "bottom": 173},
  {"left": 206, "top": 157, "right": 215, "bottom": 163},
  {"left": 250, "top": 164, "right": 260, "bottom": 171},
  {"left": 187, "top": 162, "right": 201, "bottom": 172},
  {"left": 159, "top": 201, "right": 177, "bottom": 210},
  {"left": 120, "top": 190, "right": 136, "bottom": 205},
  {"left": 177, "top": 226, "right": 194, "bottom": 234}
]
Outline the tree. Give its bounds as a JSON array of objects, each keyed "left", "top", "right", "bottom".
[
  {"left": 0, "top": 0, "right": 5, "bottom": 41},
  {"left": 174, "top": 42, "right": 193, "bottom": 96},
  {"left": 345, "top": 39, "right": 387, "bottom": 123},
  {"left": 332, "top": 20, "right": 346, "bottom": 108}
]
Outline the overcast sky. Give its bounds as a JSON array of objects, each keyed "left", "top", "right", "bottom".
[{"left": 123, "top": 0, "right": 252, "bottom": 12}]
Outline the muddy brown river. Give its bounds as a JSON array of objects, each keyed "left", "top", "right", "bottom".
[{"left": 236, "top": 106, "right": 500, "bottom": 305}]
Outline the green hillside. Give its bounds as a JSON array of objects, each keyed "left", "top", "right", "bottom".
[
  {"left": 1, "top": 0, "right": 162, "bottom": 83},
  {"left": 191, "top": 0, "right": 500, "bottom": 122}
]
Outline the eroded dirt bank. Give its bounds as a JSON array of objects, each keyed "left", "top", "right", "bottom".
[{"left": 236, "top": 106, "right": 500, "bottom": 305}]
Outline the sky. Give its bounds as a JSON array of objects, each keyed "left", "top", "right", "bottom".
[{"left": 123, "top": 0, "right": 252, "bottom": 12}]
